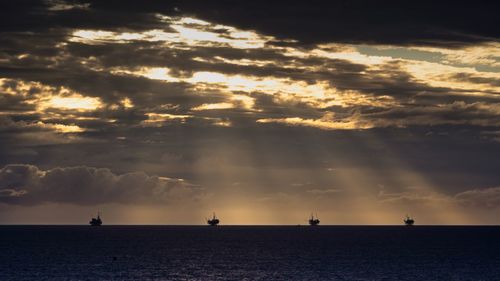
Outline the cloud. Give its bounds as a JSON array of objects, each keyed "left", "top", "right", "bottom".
[
  {"left": 168, "top": 1, "right": 499, "bottom": 47},
  {"left": 1, "top": 7, "right": 498, "bottom": 137},
  {"left": 4, "top": 1, "right": 497, "bottom": 47},
  {"left": 0, "top": 164, "right": 202, "bottom": 205},
  {"left": 0, "top": 115, "right": 92, "bottom": 147},
  {"left": 45, "top": 0, "right": 90, "bottom": 11},
  {"left": 257, "top": 111, "right": 374, "bottom": 130},
  {"left": 257, "top": 100, "right": 500, "bottom": 131},
  {"left": 379, "top": 186, "right": 500, "bottom": 209},
  {"left": 448, "top": 73, "right": 500, "bottom": 88},
  {"left": 306, "top": 188, "right": 342, "bottom": 195},
  {"left": 455, "top": 187, "right": 500, "bottom": 208},
  {"left": 378, "top": 190, "right": 452, "bottom": 206},
  {"left": 411, "top": 44, "right": 500, "bottom": 67}
]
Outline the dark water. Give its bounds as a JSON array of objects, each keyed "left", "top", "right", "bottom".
[{"left": 1, "top": 226, "right": 500, "bottom": 280}]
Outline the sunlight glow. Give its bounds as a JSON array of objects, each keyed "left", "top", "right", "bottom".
[
  {"left": 121, "top": 97, "right": 134, "bottom": 108},
  {"left": 257, "top": 112, "right": 374, "bottom": 130},
  {"left": 70, "top": 15, "right": 269, "bottom": 49},
  {"left": 15, "top": 121, "right": 87, "bottom": 133},
  {"left": 192, "top": 103, "right": 234, "bottom": 111},
  {"left": 41, "top": 95, "right": 102, "bottom": 111},
  {"left": 45, "top": 122, "right": 85, "bottom": 133}
]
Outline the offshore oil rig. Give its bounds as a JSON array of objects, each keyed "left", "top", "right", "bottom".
[
  {"left": 207, "top": 213, "right": 220, "bottom": 226},
  {"left": 89, "top": 211, "right": 102, "bottom": 226},
  {"left": 309, "top": 213, "right": 320, "bottom": 226},
  {"left": 85, "top": 210, "right": 418, "bottom": 226},
  {"left": 404, "top": 215, "right": 415, "bottom": 226}
]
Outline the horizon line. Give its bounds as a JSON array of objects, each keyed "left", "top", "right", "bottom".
[{"left": 1, "top": 224, "right": 499, "bottom": 226}]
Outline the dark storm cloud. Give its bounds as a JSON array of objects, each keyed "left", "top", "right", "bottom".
[
  {"left": 56, "top": 40, "right": 493, "bottom": 107},
  {"left": 228, "top": 1, "right": 497, "bottom": 47},
  {"left": 133, "top": 0, "right": 498, "bottom": 47},
  {"left": 1, "top": 1, "right": 497, "bottom": 131},
  {"left": 63, "top": 40, "right": 367, "bottom": 84},
  {"left": 0, "top": 0, "right": 173, "bottom": 33},
  {"left": 58, "top": 40, "right": 498, "bottom": 115},
  {"left": 0, "top": 164, "right": 201, "bottom": 205},
  {"left": 54, "top": 40, "right": 486, "bottom": 117},
  {"left": 0, "top": 66, "right": 221, "bottom": 111},
  {"left": 3, "top": 0, "right": 498, "bottom": 47}
]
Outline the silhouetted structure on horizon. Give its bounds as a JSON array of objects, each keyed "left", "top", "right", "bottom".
[
  {"left": 309, "top": 213, "right": 320, "bottom": 226},
  {"left": 207, "top": 213, "right": 220, "bottom": 226},
  {"left": 404, "top": 215, "right": 415, "bottom": 226},
  {"left": 89, "top": 211, "right": 102, "bottom": 226}
]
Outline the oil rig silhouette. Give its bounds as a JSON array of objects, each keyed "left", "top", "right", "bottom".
[
  {"left": 89, "top": 211, "right": 102, "bottom": 226},
  {"left": 207, "top": 212, "right": 220, "bottom": 226},
  {"left": 309, "top": 213, "right": 320, "bottom": 226},
  {"left": 404, "top": 215, "right": 415, "bottom": 226},
  {"left": 86, "top": 210, "right": 417, "bottom": 226}
]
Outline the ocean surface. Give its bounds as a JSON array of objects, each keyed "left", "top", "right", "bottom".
[{"left": 1, "top": 226, "right": 499, "bottom": 281}]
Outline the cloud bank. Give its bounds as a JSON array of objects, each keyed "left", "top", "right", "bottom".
[{"left": 0, "top": 164, "right": 201, "bottom": 205}]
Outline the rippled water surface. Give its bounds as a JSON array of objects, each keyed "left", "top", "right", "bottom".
[{"left": 1, "top": 226, "right": 499, "bottom": 280}]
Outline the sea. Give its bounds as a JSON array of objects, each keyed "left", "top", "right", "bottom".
[{"left": 1, "top": 226, "right": 499, "bottom": 280}]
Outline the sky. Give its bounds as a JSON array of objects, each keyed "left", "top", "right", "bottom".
[{"left": 0, "top": 0, "right": 499, "bottom": 225}]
